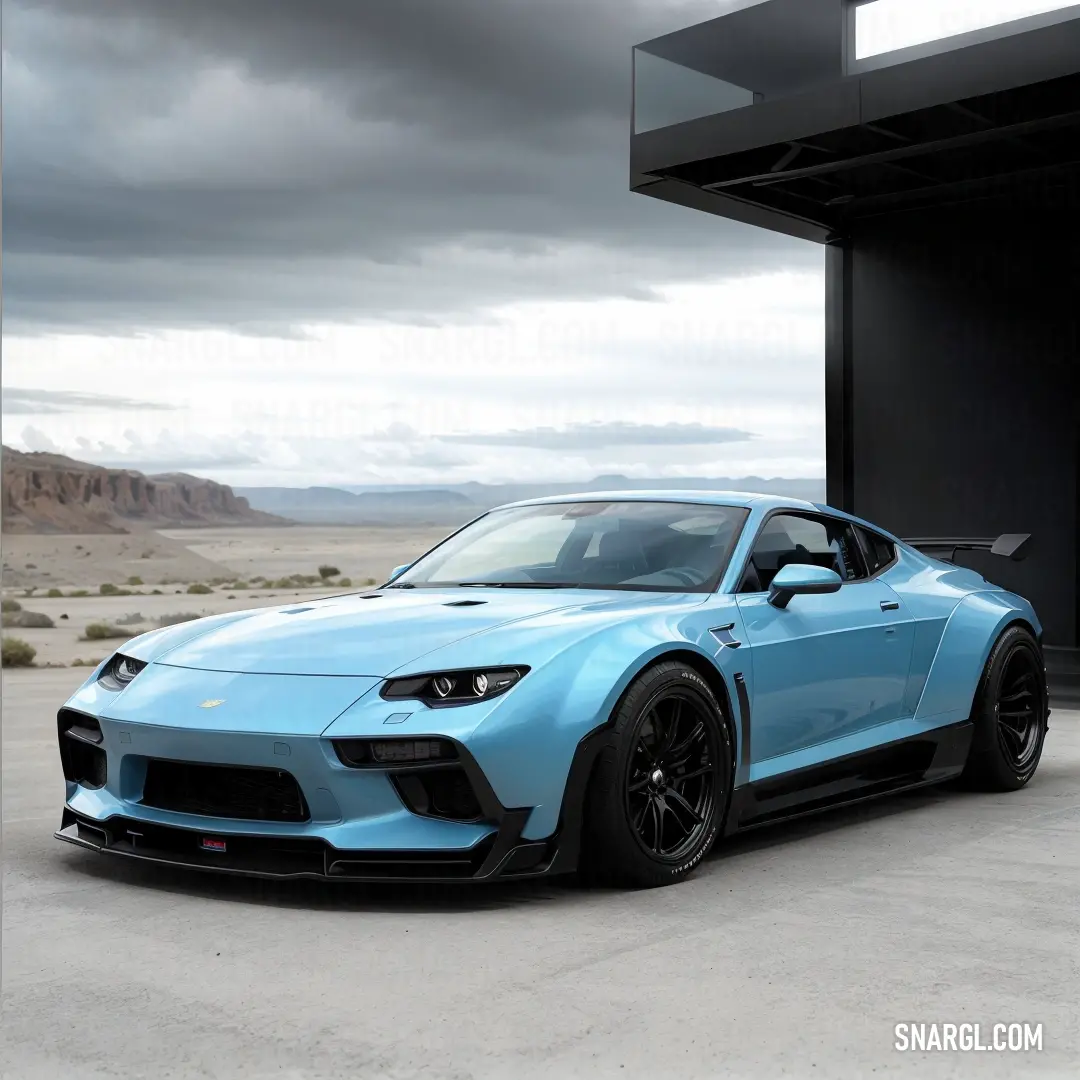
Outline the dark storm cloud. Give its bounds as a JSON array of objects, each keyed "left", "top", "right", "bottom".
[
  {"left": 2, "top": 0, "right": 819, "bottom": 334},
  {"left": 1, "top": 387, "right": 178, "bottom": 414},
  {"left": 444, "top": 421, "right": 756, "bottom": 450}
]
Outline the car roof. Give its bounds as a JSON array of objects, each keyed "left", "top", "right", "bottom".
[{"left": 495, "top": 489, "right": 822, "bottom": 513}]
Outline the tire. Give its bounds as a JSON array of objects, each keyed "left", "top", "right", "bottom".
[
  {"left": 961, "top": 624, "right": 1049, "bottom": 791},
  {"left": 580, "top": 660, "right": 733, "bottom": 888}
]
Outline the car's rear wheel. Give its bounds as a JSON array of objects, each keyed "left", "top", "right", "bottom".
[
  {"left": 580, "top": 660, "right": 733, "bottom": 888},
  {"left": 962, "top": 624, "right": 1049, "bottom": 791}
]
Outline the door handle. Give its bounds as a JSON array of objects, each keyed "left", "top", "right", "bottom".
[{"left": 880, "top": 600, "right": 900, "bottom": 611}]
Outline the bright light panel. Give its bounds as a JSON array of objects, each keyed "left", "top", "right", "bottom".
[{"left": 856, "top": 0, "right": 1077, "bottom": 58}]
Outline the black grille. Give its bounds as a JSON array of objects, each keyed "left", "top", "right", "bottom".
[{"left": 141, "top": 760, "right": 309, "bottom": 822}]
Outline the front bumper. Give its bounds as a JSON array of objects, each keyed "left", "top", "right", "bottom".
[{"left": 53, "top": 706, "right": 606, "bottom": 883}]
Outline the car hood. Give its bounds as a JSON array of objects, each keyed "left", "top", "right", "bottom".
[{"left": 148, "top": 588, "right": 622, "bottom": 677}]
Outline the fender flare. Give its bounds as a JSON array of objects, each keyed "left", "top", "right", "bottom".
[
  {"left": 913, "top": 593, "right": 1039, "bottom": 726},
  {"left": 544, "top": 645, "right": 740, "bottom": 875}
]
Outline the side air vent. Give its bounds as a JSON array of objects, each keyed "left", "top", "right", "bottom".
[{"left": 57, "top": 709, "right": 107, "bottom": 789}]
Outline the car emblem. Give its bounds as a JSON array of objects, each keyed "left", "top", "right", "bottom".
[{"left": 199, "top": 699, "right": 226, "bottom": 709}]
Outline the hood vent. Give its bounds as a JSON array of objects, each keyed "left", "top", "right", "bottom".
[
  {"left": 443, "top": 599, "right": 487, "bottom": 607},
  {"left": 280, "top": 606, "right": 316, "bottom": 615}
]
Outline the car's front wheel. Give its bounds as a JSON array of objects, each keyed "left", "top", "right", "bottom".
[
  {"left": 962, "top": 624, "right": 1049, "bottom": 791},
  {"left": 581, "top": 660, "right": 733, "bottom": 888}
]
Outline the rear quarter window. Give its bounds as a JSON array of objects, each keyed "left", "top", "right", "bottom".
[{"left": 857, "top": 527, "right": 897, "bottom": 575}]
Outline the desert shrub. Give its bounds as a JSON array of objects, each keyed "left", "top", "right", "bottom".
[
  {"left": 23, "top": 587, "right": 35, "bottom": 598},
  {"left": 25, "top": 563, "right": 37, "bottom": 569},
  {"left": 46, "top": 588, "right": 63, "bottom": 598},
  {"left": 337, "top": 577, "right": 353, "bottom": 588},
  {"left": 115, "top": 612, "right": 145, "bottom": 626},
  {"left": 231, "top": 581, "right": 249, "bottom": 589},
  {"left": 186, "top": 583, "right": 213, "bottom": 595},
  {"left": 83, "top": 622, "right": 130, "bottom": 641},
  {"left": 157, "top": 612, "right": 201, "bottom": 627},
  {"left": 2, "top": 636, "right": 37, "bottom": 667},
  {"left": 151, "top": 589, "right": 163, "bottom": 595},
  {"left": 99, "top": 582, "right": 120, "bottom": 595},
  {"left": 127, "top": 576, "right": 144, "bottom": 586},
  {"left": 249, "top": 575, "right": 265, "bottom": 583},
  {"left": 270, "top": 578, "right": 294, "bottom": 589},
  {"left": 5, "top": 610, "right": 55, "bottom": 629},
  {"left": 318, "top": 565, "right": 340, "bottom": 580},
  {"left": 1, "top": 599, "right": 22, "bottom": 613},
  {"left": 68, "top": 589, "right": 89, "bottom": 598},
  {"left": 363, "top": 577, "right": 377, "bottom": 586},
  {"left": 60, "top": 614, "right": 69, "bottom": 620},
  {"left": 71, "top": 657, "right": 104, "bottom": 667}
]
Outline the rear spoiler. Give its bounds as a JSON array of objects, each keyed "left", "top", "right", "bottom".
[{"left": 903, "top": 533, "right": 1032, "bottom": 563}]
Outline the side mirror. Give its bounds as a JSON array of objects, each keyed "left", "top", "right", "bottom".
[
  {"left": 768, "top": 563, "right": 842, "bottom": 609},
  {"left": 387, "top": 563, "right": 411, "bottom": 582}
]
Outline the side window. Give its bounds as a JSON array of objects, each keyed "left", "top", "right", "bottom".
[
  {"left": 856, "top": 527, "right": 896, "bottom": 576},
  {"left": 739, "top": 513, "right": 867, "bottom": 592}
]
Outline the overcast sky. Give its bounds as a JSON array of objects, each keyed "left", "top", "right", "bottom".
[{"left": 1, "top": 1, "right": 1061, "bottom": 487}]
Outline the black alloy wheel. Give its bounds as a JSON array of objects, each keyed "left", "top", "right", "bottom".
[
  {"left": 626, "top": 690, "right": 718, "bottom": 862},
  {"left": 994, "top": 642, "right": 1044, "bottom": 772},
  {"left": 581, "top": 660, "right": 733, "bottom": 887},
  {"left": 963, "top": 625, "right": 1049, "bottom": 791}
]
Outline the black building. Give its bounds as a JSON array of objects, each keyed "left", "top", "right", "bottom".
[{"left": 631, "top": 0, "right": 1080, "bottom": 668}]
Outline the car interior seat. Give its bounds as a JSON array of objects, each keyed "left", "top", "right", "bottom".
[{"left": 593, "top": 529, "right": 650, "bottom": 580}]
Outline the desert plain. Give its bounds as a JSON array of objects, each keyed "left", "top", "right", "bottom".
[{"left": 1, "top": 523, "right": 452, "bottom": 668}]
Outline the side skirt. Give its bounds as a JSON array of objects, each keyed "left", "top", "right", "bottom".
[{"left": 725, "top": 720, "right": 973, "bottom": 834}]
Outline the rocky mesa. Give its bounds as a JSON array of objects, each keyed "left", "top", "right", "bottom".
[{"left": 1, "top": 446, "right": 290, "bottom": 533}]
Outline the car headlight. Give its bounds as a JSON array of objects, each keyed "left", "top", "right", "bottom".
[
  {"left": 97, "top": 653, "right": 147, "bottom": 692},
  {"left": 381, "top": 667, "right": 528, "bottom": 706}
]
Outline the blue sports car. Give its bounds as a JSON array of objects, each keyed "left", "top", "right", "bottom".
[{"left": 55, "top": 492, "right": 1049, "bottom": 887}]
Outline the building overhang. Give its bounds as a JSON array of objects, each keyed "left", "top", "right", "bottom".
[{"left": 631, "top": 0, "right": 1080, "bottom": 242}]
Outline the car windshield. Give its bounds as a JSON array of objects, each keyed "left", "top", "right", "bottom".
[{"left": 389, "top": 501, "right": 749, "bottom": 592}]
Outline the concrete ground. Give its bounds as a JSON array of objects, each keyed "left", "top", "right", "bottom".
[{"left": 2, "top": 669, "right": 1077, "bottom": 1080}]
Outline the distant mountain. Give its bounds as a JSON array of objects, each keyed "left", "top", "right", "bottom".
[
  {"left": 1, "top": 447, "right": 290, "bottom": 534},
  {"left": 236, "top": 476, "right": 827, "bottom": 526},
  {"left": 233, "top": 485, "right": 475, "bottom": 525}
]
